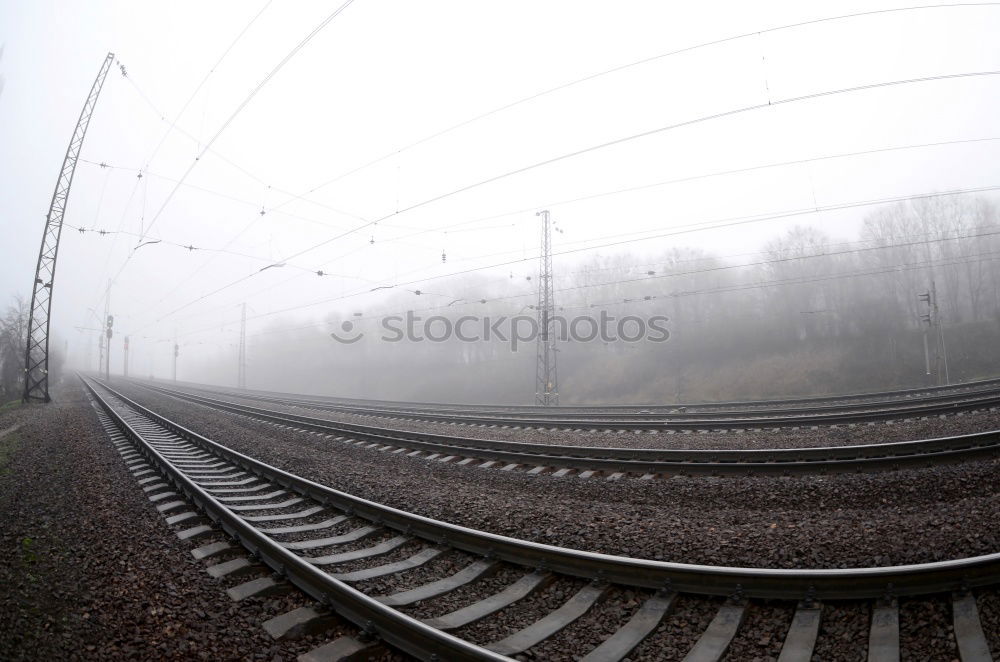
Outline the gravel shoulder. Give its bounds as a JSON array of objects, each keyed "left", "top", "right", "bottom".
[
  {"left": 0, "top": 382, "right": 397, "bottom": 661},
  {"left": 4, "top": 380, "right": 1000, "bottom": 662}
]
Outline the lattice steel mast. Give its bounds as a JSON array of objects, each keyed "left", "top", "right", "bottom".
[
  {"left": 23, "top": 52, "right": 114, "bottom": 402},
  {"left": 534, "top": 210, "right": 558, "bottom": 406}
]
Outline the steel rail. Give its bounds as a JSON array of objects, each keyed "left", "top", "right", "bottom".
[
  {"left": 208, "top": 374, "right": 1000, "bottom": 415},
  {"left": 168, "top": 380, "right": 1000, "bottom": 429},
  {"left": 136, "top": 381, "right": 1000, "bottom": 476},
  {"left": 86, "top": 376, "right": 1000, "bottom": 603},
  {"left": 210, "top": 383, "right": 1000, "bottom": 419},
  {"left": 83, "top": 377, "right": 512, "bottom": 661}
]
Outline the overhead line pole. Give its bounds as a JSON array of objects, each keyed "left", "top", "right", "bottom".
[
  {"left": 238, "top": 302, "right": 247, "bottom": 389},
  {"left": 535, "top": 210, "right": 559, "bottom": 406},
  {"left": 23, "top": 52, "right": 114, "bottom": 402}
]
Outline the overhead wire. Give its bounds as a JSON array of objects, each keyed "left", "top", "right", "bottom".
[
  {"left": 63, "top": 220, "right": 373, "bottom": 281},
  {"left": 176, "top": 238, "right": 1000, "bottom": 344},
  {"left": 137, "top": 0, "right": 358, "bottom": 243},
  {"left": 150, "top": 183, "right": 1000, "bottom": 340},
  {"left": 267, "top": 2, "right": 1000, "bottom": 208},
  {"left": 164, "top": 133, "right": 999, "bottom": 322},
  {"left": 129, "top": 1, "right": 996, "bottom": 334},
  {"left": 133, "top": 69, "right": 1000, "bottom": 331},
  {"left": 89, "top": 0, "right": 359, "bottom": 321},
  {"left": 366, "top": 135, "right": 1000, "bottom": 264},
  {"left": 251, "top": 69, "right": 1000, "bottom": 269},
  {"left": 105, "top": 5, "right": 1000, "bottom": 332},
  {"left": 143, "top": 0, "right": 274, "bottom": 169},
  {"left": 80, "top": 1, "right": 278, "bottom": 315}
]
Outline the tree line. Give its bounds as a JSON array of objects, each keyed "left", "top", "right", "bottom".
[
  {"left": 221, "top": 193, "right": 1000, "bottom": 404},
  {"left": 9, "top": 193, "right": 1000, "bottom": 405}
]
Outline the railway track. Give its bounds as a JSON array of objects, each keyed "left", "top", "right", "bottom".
[
  {"left": 165, "top": 379, "right": 1000, "bottom": 431},
  {"left": 191, "top": 374, "right": 1000, "bottom": 415},
  {"left": 130, "top": 380, "right": 1000, "bottom": 477},
  {"left": 83, "top": 375, "right": 999, "bottom": 661}
]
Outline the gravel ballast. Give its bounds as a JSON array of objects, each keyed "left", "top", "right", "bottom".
[
  {"left": 0, "top": 383, "right": 401, "bottom": 661},
  {"left": 114, "top": 380, "right": 1000, "bottom": 571},
  {"left": 9, "top": 378, "right": 999, "bottom": 661}
]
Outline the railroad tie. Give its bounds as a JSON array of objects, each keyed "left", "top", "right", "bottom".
[
  {"left": 308, "top": 535, "right": 411, "bottom": 565},
  {"left": 776, "top": 602, "right": 823, "bottom": 662},
  {"left": 579, "top": 591, "right": 677, "bottom": 662},
  {"left": 681, "top": 602, "right": 746, "bottom": 662},
  {"left": 952, "top": 593, "right": 992, "bottom": 662},
  {"left": 263, "top": 606, "right": 337, "bottom": 641},
  {"left": 867, "top": 600, "right": 900, "bottom": 662},
  {"left": 332, "top": 546, "right": 445, "bottom": 582},
  {"left": 376, "top": 559, "right": 499, "bottom": 607},
  {"left": 297, "top": 636, "right": 384, "bottom": 662},
  {"left": 422, "top": 571, "right": 553, "bottom": 631},
  {"left": 487, "top": 582, "right": 609, "bottom": 656}
]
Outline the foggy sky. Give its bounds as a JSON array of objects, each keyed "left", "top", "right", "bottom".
[{"left": 1, "top": 1, "right": 998, "bottom": 381}]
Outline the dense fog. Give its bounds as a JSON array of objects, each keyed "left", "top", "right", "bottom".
[{"left": 25, "top": 193, "right": 982, "bottom": 405}]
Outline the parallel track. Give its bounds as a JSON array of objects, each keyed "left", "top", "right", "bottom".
[
  {"left": 167, "top": 379, "right": 1000, "bottom": 431},
  {"left": 134, "top": 380, "right": 1000, "bottom": 477},
  {"left": 196, "top": 374, "right": 1000, "bottom": 413},
  {"left": 84, "top": 376, "right": 999, "bottom": 661}
]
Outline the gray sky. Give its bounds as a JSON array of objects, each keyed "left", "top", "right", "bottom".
[{"left": 1, "top": 1, "right": 999, "bottom": 378}]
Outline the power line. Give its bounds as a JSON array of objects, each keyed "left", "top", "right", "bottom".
[
  {"left": 81, "top": 3, "right": 275, "bottom": 317},
  {"left": 89, "top": 0, "right": 359, "bottom": 319},
  {"left": 269, "top": 2, "right": 1000, "bottom": 207},
  {"left": 143, "top": 0, "right": 274, "bottom": 169},
  {"left": 133, "top": 70, "right": 1000, "bottom": 330},
  {"left": 154, "top": 184, "right": 1000, "bottom": 340},
  {"left": 307, "top": 226, "right": 1000, "bottom": 325},
  {"left": 63, "top": 220, "right": 372, "bottom": 279},
  {"left": 179, "top": 135, "right": 998, "bottom": 319},
  {"left": 100, "top": 2, "right": 1000, "bottom": 320},
  {"left": 300, "top": 183, "right": 1000, "bottom": 313},
  {"left": 138, "top": 0, "right": 358, "bottom": 243},
  {"left": 263, "top": 69, "right": 1000, "bottom": 268},
  {"left": 77, "top": 158, "right": 363, "bottom": 232},
  {"left": 182, "top": 241, "right": 1000, "bottom": 344},
  {"left": 371, "top": 135, "right": 1000, "bottom": 265}
]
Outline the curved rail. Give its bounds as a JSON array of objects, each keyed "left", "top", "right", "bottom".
[
  {"left": 136, "top": 380, "right": 1000, "bottom": 477},
  {"left": 199, "top": 373, "right": 1000, "bottom": 415},
  {"left": 169, "top": 380, "right": 1000, "bottom": 430},
  {"left": 85, "top": 376, "right": 1000, "bottom": 603}
]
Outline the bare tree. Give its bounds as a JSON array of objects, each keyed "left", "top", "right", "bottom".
[{"left": 0, "top": 296, "right": 28, "bottom": 401}]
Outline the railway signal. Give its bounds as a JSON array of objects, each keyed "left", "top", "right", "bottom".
[
  {"left": 917, "top": 285, "right": 951, "bottom": 385},
  {"left": 104, "top": 314, "right": 114, "bottom": 380},
  {"left": 918, "top": 291, "right": 932, "bottom": 377}
]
